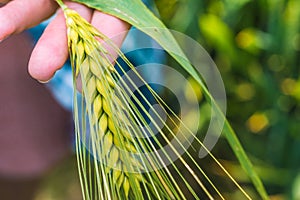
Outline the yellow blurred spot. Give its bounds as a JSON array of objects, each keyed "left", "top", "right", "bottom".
[
  {"left": 199, "top": 14, "right": 234, "bottom": 55},
  {"left": 235, "top": 28, "right": 271, "bottom": 54},
  {"left": 247, "top": 113, "right": 269, "bottom": 133},
  {"left": 281, "top": 78, "right": 296, "bottom": 95},
  {"left": 236, "top": 83, "right": 255, "bottom": 101},
  {"left": 236, "top": 29, "right": 256, "bottom": 49}
]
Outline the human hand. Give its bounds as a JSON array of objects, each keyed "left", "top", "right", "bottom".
[{"left": 0, "top": 0, "right": 130, "bottom": 82}]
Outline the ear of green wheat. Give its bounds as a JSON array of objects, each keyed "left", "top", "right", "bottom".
[{"left": 55, "top": 0, "right": 268, "bottom": 199}]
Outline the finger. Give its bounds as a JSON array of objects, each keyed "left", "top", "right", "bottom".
[
  {"left": 0, "top": 0, "right": 57, "bottom": 41},
  {"left": 0, "top": 0, "right": 10, "bottom": 4},
  {"left": 91, "top": 11, "right": 131, "bottom": 62},
  {"left": 28, "top": 2, "right": 93, "bottom": 82}
]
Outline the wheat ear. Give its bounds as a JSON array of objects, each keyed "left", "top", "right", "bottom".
[
  {"left": 57, "top": 0, "right": 253, "bottom": 199},
  {"left": 62, "top": 7, "right": 183, "bottom": 200}
]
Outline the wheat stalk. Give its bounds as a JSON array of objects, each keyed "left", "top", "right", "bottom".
[
  {"left": 56, "top": 1, "right": 253, "bottom": 199},
  {"left": 62, "top": 6, "right": 182, "bottom": 200}
]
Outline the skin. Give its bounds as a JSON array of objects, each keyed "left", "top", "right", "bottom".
[{"left": 0, "top": 0, "right": 130, "bottom": 82}]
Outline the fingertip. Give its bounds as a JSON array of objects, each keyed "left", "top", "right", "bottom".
[
  {"left": 28, "top": 14, "right": 69, "bottom": 82},
  {"left": 28, "top": 48, "right": 56, "bottom": 82},
  {"left": 28, "top": 32, "right": 70, "bottom": 82}
]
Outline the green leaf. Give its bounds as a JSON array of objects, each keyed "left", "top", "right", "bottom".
[{"left": 69, "top": 0, "right": 269, "bottom": 199}]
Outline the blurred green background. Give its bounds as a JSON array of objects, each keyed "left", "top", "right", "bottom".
[
  {"left": 154, "top": 0, "right": 300, "bottom": 199},
  {"left": 34, "top": 0, "right": 300, "bottom": 199}
]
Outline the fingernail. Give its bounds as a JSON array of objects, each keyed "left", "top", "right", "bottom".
[{"left": 38, "top": 79, "right": 50, "bottom": 84}]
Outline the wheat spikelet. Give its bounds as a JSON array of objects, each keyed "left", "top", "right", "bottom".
[
  {"left": 57, "top": 1, "right": 254, "bottom": 199},
  {"left": 63, "top": 7, "right": 179, "bottom": 200}
]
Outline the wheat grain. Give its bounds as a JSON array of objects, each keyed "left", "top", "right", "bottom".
[
  {"left": 62, "top": 7, "right": 174, "bottom": 200},
  {"left": 62, "top": 6, "right": 230, "bottom": 200},
  {"left": 58, "top": 1, "right": 254, "bottom": 199}
]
